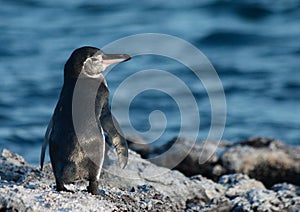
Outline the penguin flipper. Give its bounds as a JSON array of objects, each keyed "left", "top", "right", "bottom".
[
  {"left": 40, "top": 116, "right": 53, "bottom": 171},
  {"left": 111, "top": 135, "right": 128, "bottom": 169},
  {"left": 100, "top": 108, "right": 128, "bottom": 168}
]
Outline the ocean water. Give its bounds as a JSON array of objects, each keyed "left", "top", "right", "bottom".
[{"left": 0, "top": 0, "right": 299, "bottom": 164}]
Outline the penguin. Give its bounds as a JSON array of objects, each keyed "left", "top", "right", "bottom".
[{"left": 40, "top": 46, "right": 130, "bottom": 195}]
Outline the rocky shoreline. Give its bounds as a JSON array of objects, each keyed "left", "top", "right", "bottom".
[
  {"left": 1, "top": 137, "right": 300, "bottom": 211},
  {"left": 127, "top": 137, "right": 300, "bottom": 188}
]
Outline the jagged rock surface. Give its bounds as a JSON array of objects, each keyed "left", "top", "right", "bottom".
[{"left": 0, "top": 148, "right": 299, "bottom": 211}]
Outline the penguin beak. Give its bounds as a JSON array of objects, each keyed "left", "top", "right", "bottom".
[{"left": 102, "top": 53, "right": 131, "bottom": 65}]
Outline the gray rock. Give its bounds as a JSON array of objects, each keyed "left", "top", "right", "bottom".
[
  {"left": 218, "top": 174, "right": 265, "bottom": 198},
  {"left": 128, "top": 136, "right": 230, "bottom": 180},
  {"left": 219, "top": 174, "right": 300, "bottom": 211},
  {"left": 0, "top": 148, "right": 224, "bottom": 211},
  {"left": 130, "top": 136, "right": 300, "bottom": 188},
  {"left": 0, "top": 149, "right": 30, "bottom": 182},
  {"left": 1, "top": 148, "right": 299, "bottom": 211},
  {"left": 102, "top": 149, "right": 217, "bottom": 208},
  {"left": 221, "top": 137, "right": 300, "bottom": 187},
  {"left": 271, "top": 183, "right": 300, "bottom": 196}
]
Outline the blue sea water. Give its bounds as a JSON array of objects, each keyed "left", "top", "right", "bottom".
[{"left": 0, "top": 0, "right": 299, "bottom": 164}]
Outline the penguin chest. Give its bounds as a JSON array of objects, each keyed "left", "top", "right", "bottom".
[
  {"left": 75, "top": 126, "right": 105, "bottom": 179},
  {"left": 76, "top": 126, "right": 105, "bottom": 162}
]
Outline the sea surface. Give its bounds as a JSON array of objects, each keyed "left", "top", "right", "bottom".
[{"left": 0, "top": 0, "right": 300, "bottom": 164}]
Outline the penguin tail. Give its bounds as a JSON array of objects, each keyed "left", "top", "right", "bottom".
[
  {"left": 40, "top": 116, "right": 53, "bottom": 171},
  {"left": 40, "top": 136, "right": 48, "bottom": 171}
]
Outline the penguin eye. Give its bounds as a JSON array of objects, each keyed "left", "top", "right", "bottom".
[
  {"left": 90, "top": 55, "right": 103, "bottom": 63},
  {"left": 91, "top": 57, "right": 98, "bottom": 62}
]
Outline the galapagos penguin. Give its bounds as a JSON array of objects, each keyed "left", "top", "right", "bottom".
[{"left": 40, "top": 46, "right": 130, "bottom": 195}]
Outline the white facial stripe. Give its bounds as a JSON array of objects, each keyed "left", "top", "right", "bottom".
[{"left": 81, "top": 54, "right": 105, "bottom": 78}]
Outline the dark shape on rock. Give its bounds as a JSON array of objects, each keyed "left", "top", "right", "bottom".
[
  {"left": 128, "top": 136, "right": 300, "bottom": 188},
  {"left": 238, "top": 137, "right": 276, "bottom": 147},
  {"left": 126, "top": 135, "right": 154, "bottom": 158}
]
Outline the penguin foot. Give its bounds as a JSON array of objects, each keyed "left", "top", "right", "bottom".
[
  {"left": 55, "top": 182, "right": 74, "bottom": 193},
  {"left": 56, "top": 186, "right": 74, "bottom": 193},
  {"left": 87, "top": 181, "right": 99, "bottom": 195}
]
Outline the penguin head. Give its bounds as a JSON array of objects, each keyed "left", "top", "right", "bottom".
[{"left": 64, "top": 46, "right": 131, "bottom": 79}]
